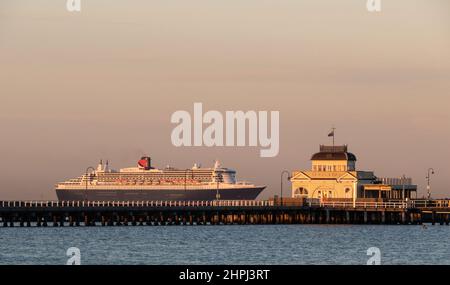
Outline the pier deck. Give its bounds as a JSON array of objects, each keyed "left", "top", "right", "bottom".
[{"left": 0, "top": 200, "right": 449, "bottom": 227}]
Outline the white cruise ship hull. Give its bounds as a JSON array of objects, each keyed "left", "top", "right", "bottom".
[{"left": 56, "top": 186, "right": 265, "bottom": 201}]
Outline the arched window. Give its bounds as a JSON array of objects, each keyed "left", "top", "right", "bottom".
[
  {"left": 345, "top": 187, "right": 352, "bottom": 198},
  {"left": 294, "top": 187, "right": 309, "bottom": 198}
]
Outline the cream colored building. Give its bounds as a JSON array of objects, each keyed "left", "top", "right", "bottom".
[{"left": 290, "top": 145, "right": 417, "bottom": 202}]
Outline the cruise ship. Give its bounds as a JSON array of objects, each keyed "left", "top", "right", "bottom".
[{"left": 55, "top": 157, "right": 265, "bottom": 201}]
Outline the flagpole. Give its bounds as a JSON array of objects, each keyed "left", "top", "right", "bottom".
[
  {"left": 333, "top": 129, "right": 335, "bottom": 148},
  {"left": 328, "top": 127, "right": 336, "bottom": 151},
  {"left": 332, "top": 127, "right": 335, "bottom": 150}
]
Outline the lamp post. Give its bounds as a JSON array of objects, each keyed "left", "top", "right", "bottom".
[
  {"left": 280, "top": 171, "right": 291, "bottom": 207},
  {"left": 426, "top": 168, "right": 435, "bottom": 200},
  {"left": 401, "top": 175, "right": 406, "bottom": 201},
  {"left": 85, "top": 166, "right": 95, "bottom": 202}
]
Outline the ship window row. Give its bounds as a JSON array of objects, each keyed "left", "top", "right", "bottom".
[
  {"left": 96, "top": 176, "right": 212, "bottom": 181},
  {"left": 97, "top": 177, "right": 211, "bottom": 180},
  {"left": 96, "top": 174, "right": 212, "bottom": 178},
  {"left": 97, "top": 174, "right": 213, "bottom": 177}
]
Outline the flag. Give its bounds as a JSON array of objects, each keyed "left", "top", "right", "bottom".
[{"left": 328, "top": 130, "right": 334, "bottom": 137}]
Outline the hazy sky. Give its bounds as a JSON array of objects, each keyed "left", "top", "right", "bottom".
[{"left": 1, "top": 0, "right": 449, "bottom": 200}]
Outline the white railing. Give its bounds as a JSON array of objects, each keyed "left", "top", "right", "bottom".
[
  {"left": 308, "top": 200, "right": 407, "bottom": 209},
  {"left": 408, "top": 199, "right": 450, "bottom": 208},
  {"left": 2, "top": 199, "right": 449, "bottom": 209},
  {"left": 0, "top": 200, "right": 275, "bottom": 208}
]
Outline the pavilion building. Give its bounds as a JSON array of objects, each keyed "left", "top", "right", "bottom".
[{"left": 290, "top": 145, "right": 417, "bottom": 203}]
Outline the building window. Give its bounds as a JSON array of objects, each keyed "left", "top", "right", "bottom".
[
  {"left": 294, "top": 187, "right": 309, "bottom": 198},
  {"left": 345, "top": 187, "right": 352, "bottom": 198}
]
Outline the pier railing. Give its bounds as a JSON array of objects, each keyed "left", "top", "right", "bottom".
[
  {"left": 1, "top": 199, "right": 448, "bottom": 209},
  {"left": 408, "top": 199, "right": 450, "bottom": 209},
  {"left": 0, "top": 200, "right": 275, "bottom": 208},
  {"left": 308, "top": 200, "right": 450, "bottom": 209},
  {"left": 310, "top": 201, "right": 408, "bottom": 209}
]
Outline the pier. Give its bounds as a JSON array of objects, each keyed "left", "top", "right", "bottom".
[{"left": 0, "top": 200, "right": 449, "bottom": 227}]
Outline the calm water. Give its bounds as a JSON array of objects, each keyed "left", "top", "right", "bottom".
[{"left": 0, "top": 225, "right": 449, "bottom": 265}]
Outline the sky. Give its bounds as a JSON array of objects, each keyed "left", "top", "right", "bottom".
[{"left": 0, "top": 0, "right": 449, "bottom": 200}]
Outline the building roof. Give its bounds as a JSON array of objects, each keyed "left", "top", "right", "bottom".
[{"left": 311, "top": 145, "right": 357, "bottom": 161}]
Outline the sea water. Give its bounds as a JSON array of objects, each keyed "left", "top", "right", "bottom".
[{"left": 0, "top": 225, "right": 449, "bottom": 265}]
